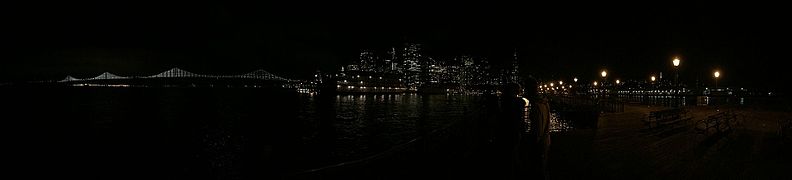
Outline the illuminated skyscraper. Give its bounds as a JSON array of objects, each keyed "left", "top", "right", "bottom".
[
  {"left": 359, "top": 49, "right": 377, "bottom": 72},
  {"left": 508, "top": 49, "right": 520, "bottom": 83},
  {"left": 401, "top": 43, "right": 423, "bottom": 89}
]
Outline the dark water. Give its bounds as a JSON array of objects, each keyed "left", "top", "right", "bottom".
[
  {"left": 296, "top": 94, "right": 485, "bottom": 166},
  {"left": 4, "top": 88, "right": 301, "bottom": 179},
  {"left": 3, "top": 88, "right": 516, "bottom": 179}
]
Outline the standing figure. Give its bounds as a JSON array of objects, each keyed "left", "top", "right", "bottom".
[{"left": 525, "top": 77, "right": 551, "bottom": 179}]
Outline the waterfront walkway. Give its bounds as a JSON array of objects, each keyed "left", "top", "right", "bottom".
[{"left": 547, "top": 105, "right": 792, "bottom": 179}]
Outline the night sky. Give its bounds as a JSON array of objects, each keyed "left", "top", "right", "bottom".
[{"left": 3, "top": 2, "right": 788, "bottom": 90}]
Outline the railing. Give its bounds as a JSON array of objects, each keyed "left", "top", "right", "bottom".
[
  {"left": 598, "top": 99, "right": 625, "bottom": 113},
  {"left": 552, "top": 96, "right": 597, "bottom": 107},
  {"left": 550, "top": 95, "right": 623, "bottom": 113},
  {"left": 618, "top": 94, "right": 687, "bottom": 107}
]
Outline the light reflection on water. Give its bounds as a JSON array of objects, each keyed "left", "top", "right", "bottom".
[
  {"left": 549, "top": 112, "right": 575, "bottom": 132},
  {"left": 297, "top": 94, "right": 481, "bottom": 163},
  {"left": 297, "top": 94, "right": 584, "bottom": 170},
  {"left": 522, "top": 104, "right": 576, "bottom": 133}
]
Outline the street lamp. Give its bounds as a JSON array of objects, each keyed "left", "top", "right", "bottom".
[
  {"left": 574, "top": 77, "right": 578, "bottom": 82},
  {"left": 713, "top": 71, "right": 721, "bottom": 109},
  {"left": 600, "top": 70, "right": 608, "bottom": 88},
  {"left": 673, "top": 57, "right": 681, "bottom": 86},
  {"left": 593, "top": 81, "right": 598, "bottom": 96},
  {"left": 616, "top": 79, "right": 620, "bottom": 85},
  {"left": 600, "top": 70, "right": 607, "bottom": 96},
  {"left": 714, "top": 71, "right": 720, "bottom": 89},
  {"left": 651, "top": 76, "right": 656, "bottom": 82},
  {"left": 559, "top": 81, "right": 564, "bottom": 86}
]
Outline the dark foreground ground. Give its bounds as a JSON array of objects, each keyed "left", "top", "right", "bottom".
[
  {"left": 2, "top": 87, "right": 789, "bottom": 179},
  {"left": 547, "top": 105, "right": 792, "bottom": 179},
  {"left": 294, "top": 104, "right": 792, "bottom": 180}
]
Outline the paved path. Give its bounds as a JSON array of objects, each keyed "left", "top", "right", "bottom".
[{"left": 547, "top": 105, "right": 792, "bottom": 179}]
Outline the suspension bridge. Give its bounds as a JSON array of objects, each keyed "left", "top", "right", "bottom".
[{"left": 56, "top": 67, "right": 310, "bottom": 89}]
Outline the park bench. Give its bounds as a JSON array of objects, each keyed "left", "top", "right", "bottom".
[
  {"left": 644, "top": 108, "right": 691, "bottom": 129},
  {"left": 695, "top": 111, "right": 740, "bottom": 136}
]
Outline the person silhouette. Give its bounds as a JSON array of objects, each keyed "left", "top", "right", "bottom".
[
  {"left": 524, "top": 77, "right": 551, "bottom": 179},
  {"left": 502, "top": 82, "right": 527, "bottom": 141},
  {"left": 493, "top": 82, "right": 526, "bottom": 179}
]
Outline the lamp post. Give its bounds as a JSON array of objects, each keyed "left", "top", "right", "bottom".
[
  {"left": 672, "top": 58, "right": 682, "bottom": 106},
  {"left": 713, "top": 71, "right": 721, "bottom": 109},
  {"left": 714, "top": 71, "right": 720, "bottom": 89},
  {"left": 650, "top": 75, "right": 656, "bottom": 92},
  {"left": 571, "top": 78, "right": 577, "bottom": 94},
  {"left": 614, "top": 79, "right": 620, "bottom": 97},
  {"left": 593, "top": 81, "right": 598, "bottom": 96},
  {"left": 673, "top": 58, "right": 680, "bottom": 85},
  {"left": 601, "top": 70, "right": 607, "bottom": 98}
]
